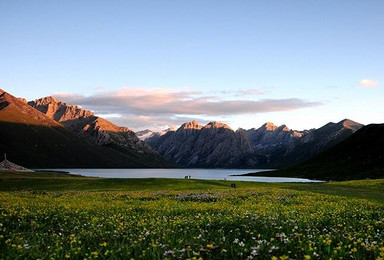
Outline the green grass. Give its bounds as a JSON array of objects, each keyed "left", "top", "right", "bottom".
[
  {"left": 1, "top": 171, "right": 383, "bottom": 203},
  {"left": 277, "top": 179, "right": 384, "bottom": 204},
  {"left": 0, "top": 172, "right": 384, "bottom": 259}
]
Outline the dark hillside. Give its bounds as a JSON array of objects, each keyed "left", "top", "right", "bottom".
[
  {"left": 0, "top": 90, "right": 168, "bottom": 168},
  {"left": 246, "top": 124, "right": 384, "bottom": 180}
]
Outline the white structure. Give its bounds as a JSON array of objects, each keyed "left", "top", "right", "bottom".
[{"left": 0, "top": 153, "right": 34, "bottom": 172}]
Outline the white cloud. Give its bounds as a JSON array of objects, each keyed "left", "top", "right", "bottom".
[
  {"left": 54, "top": 87, "right": 322, "bottom": 130},
  {"left": 359, "top": 79, "right": 379, "bottom": 87},
  {"left": 218, "top": 88, "right": 264, "bottom": 96}
]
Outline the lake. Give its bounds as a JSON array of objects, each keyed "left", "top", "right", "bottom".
[{"left": 42, "top": 168, "right": 320, "bottom": 182}]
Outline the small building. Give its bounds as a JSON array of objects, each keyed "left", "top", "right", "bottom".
[{"left": 0, "top": 154, "right": 34, "bottom": 172}]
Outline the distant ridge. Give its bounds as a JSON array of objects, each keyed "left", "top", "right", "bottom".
[
  {"left": 246, "top": 123, "right": 384, "bottom": 180},
  {"left": 136, "top": 128, "right": 175, "bottom": 141},
  {"left": 145, "top": 119, "right": 364, "bottom": 168},
  {"left": 255, "top": 118, "right": 364, "bottom": 168}
]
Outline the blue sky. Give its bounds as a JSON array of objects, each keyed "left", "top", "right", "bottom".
[{"left": 1, "top": 0, "right": 383, "bottom": 131}]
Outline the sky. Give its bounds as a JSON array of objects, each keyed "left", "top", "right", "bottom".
[{"left": 0, "top": 0, "right": 383, "bottom": 131}]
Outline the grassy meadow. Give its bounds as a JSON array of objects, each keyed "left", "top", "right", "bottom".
[{"left": 0, "top": 172, "right": 383, "bottom": 259}]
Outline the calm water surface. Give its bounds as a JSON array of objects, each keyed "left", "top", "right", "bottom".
[{"left": 43, "top": 168, "right": 320, "bottom": 182}]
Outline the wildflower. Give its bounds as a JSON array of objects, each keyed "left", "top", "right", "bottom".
[
  {"left": 164, "top": 250, "right": 175, "bottom": 256},
  {"left": 206, "top": 244, "right": 214, "bottom": 250},
  {"left": 304, "top": 255, "right": 311, "bottom": 260}
]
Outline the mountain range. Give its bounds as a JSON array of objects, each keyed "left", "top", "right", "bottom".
[
  {"left": 0, "top": 89, "right": 381, "bottom": 181},
  {"left": 143, "top": 119, "right": 363, "bottom": 168}
]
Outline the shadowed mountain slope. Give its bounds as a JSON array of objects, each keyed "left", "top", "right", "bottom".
[
  {"left": 146, "top": 119, "right": 363, "bottom": 168},
  {"left": 252, "top": 119, "right": 364, "bottom": 168},
  {"left": 29, "top": 96, "right": 169, "bottom": 167},
  {"left": 246, "top": 123, "right": 384, "bottom": 180},
  {"left": 0, "top": 90, "right": 168, "bottom": 168},
  {"left": 147, "top": 121, "right": 256, "bottom": 167}
]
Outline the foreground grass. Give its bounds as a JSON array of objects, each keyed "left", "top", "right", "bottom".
[{"left": 0, "top": 172, "right": 383, "bottom": 259}]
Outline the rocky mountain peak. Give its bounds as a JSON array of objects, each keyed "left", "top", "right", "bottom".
[
  {"left": 29, "top": 97, "right": 94, "bottom": 122},
  {"left": 34, "top": 96, "right": 60, "bottom": 105},
  {"left": 278, "top": 124, "right": 291, "bottom": 132},
  {"left": 0, "top": 90, "right": 61, "bottom": 127},
  {"left": 260, "top": 122, "right": 278, "bottom": 131},
  {"left": 339, "top": 119, "right": 364, "bottom": 132},
  {"left": 136, "top": 127, "right": 175, "bottom": 141},
  {"left": 165, "top": 127, "right": 175, "bottom": 132},
  {"left": 179, "top": 120, "right": 203, "bottom": 130},
  {"left": 0, "top": 90, "right": 27, "bottom": 105},
  {"left": 204, "top": 121, "right": 232, "bottom": 130}
]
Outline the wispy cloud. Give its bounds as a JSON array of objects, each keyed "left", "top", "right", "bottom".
[
  {"left": 218, "top": 88, "right": 264, "bottom": 96},
  {"left": 237, "top": 88, "right": 265, "bottom": 95},
  {"left": 359, "top": 79, "right": 379, "bottom": 87},
  {"left": 55, "top": 87, "right": 322, "bottom": 130}
]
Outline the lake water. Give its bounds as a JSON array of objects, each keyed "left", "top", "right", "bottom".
[{"left": 43, "top": 168, "right": 320, "bottom": 182}]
